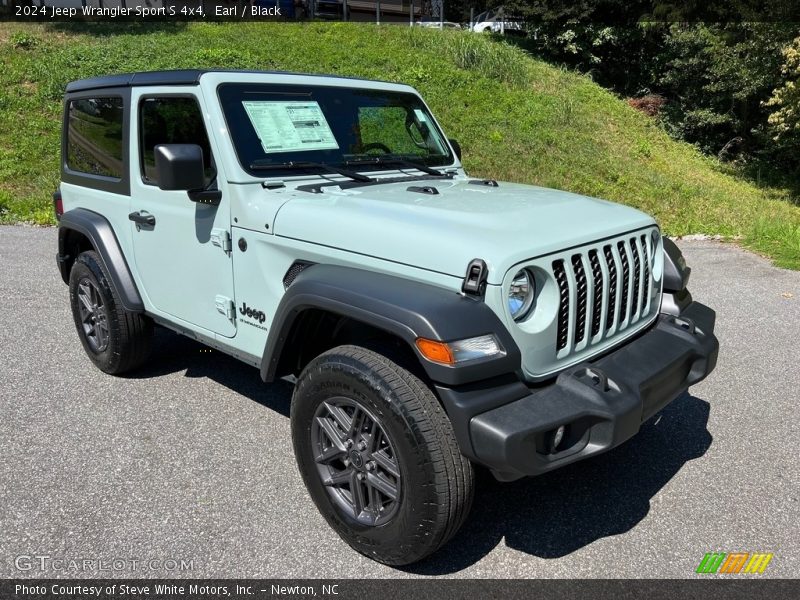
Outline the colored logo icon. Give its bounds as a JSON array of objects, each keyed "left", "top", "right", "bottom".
[{"left": 696, "top": 552, "right": 773, "bottom": 574}]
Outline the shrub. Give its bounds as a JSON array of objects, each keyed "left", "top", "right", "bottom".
[{"left": 10, "top": 31, "right": 39, "bottom": 49}]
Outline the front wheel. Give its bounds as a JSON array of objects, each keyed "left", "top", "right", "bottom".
[{"left": 291, "top": 345, "right": 474, "bottom": 566}]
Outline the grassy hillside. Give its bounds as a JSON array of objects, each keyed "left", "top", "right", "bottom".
[{"left": 1, "top": 22, "right": 799, "bottom": 268}]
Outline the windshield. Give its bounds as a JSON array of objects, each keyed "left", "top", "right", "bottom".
[{"left": 218, "top": 83, "right": 455, "bottom": 178}]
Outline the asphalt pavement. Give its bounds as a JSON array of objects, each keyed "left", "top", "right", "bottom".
[{"left": 0, "top": 225, "right": 798, "bottom": 578}]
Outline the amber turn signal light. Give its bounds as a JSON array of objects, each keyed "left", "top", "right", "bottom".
[{"left": 415, "top": 338, "right": 455, "bottom": 365}]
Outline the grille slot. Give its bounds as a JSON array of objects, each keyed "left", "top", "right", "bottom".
[
  {"left": 617, "top": 241, "right": 631, "bottom": 325},
  {"left": 588, "top": 250, "right": 603, "bottom": 337},
  {"left": 553, "top": 259, "right": 570, "bottom": 351},
  {"left": 641, "top": 234, "right": 650, "bottom": 309},
  {"left": 572, "top": 254, "right": 588, "bottom": 345},
  {"left": 630, "top": 237, "right": 642, "bottom": 318},
  {"left": 604, "top": 244, "right": 617, "bottom": 331}
]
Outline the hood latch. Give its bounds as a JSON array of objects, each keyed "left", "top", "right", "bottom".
[{"left": 462, "top": 259, "right": 488, "bottom": 297}]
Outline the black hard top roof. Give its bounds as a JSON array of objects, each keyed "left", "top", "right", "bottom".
[{"left": 65, "top": 69, "right": 394, "bottom": 94}]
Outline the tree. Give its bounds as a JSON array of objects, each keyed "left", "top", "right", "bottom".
[
  {"left": 656, "top": 23, "right": 795, "bottom": 159},
  {"left": 766, "top": 36, "right": 800, "bottom": 162}
]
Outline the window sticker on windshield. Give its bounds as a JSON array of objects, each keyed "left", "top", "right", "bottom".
[
  {"left": 242, "top": 101, "right": 339, "bottom": 154},
  {"left": 413, "top": 109, "right": 428, "bottom": 123}
]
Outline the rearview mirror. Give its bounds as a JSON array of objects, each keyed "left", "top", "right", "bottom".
[
  {"left": 449, "top": 138, "right": 462, "bottom": 160},
  {"left": 154, "top": 144, "right": 206, "bottom": 191}
]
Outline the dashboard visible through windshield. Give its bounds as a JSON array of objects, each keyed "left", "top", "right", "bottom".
[{"left": 217, "top": 83, "right": 455, "bottom": 178}]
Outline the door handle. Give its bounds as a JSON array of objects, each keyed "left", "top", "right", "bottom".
[{"left": 128, "top": 211, "right": 156, "bottom": 227}]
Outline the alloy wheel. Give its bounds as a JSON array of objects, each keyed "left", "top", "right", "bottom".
[
  {"left": 76, "top": 278, "right": 109, "bottom": 353},
  {"left": 311, "top": 397, "right": 402, "bottom": 526}
]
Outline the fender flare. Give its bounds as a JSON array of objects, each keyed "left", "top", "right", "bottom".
[
  {"left": 662, "top": 237, "right": 691, "bottom": 292},
  {"left": 260, "top": 264, "right": 521, "bottom": 386},
  {"left": 58, "top": 208, "right": 144, "bottom": 312}
]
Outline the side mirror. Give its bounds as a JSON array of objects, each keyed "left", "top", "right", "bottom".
[
  {"left": 449, "top": 138, "right": 462, "bottom": 161},
  {"left": 154, "top": 144, "right": 206, "bottom": 191}
]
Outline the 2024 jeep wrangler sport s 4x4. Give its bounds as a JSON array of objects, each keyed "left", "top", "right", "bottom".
[{"left": 55, "top": 70, "right": 718, "bottom": 566}]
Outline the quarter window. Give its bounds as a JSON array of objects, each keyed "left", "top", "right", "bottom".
[
  {"left": 139, "top": 97, "right": 214, "bottom": 186},
  {"left": 67, "top": 97, "right": 124, "bottom": 179}
]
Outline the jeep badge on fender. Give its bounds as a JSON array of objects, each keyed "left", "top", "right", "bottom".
[
  {"left": 55, "top": 70, "right": 719, "bottom": 566},
  {"left": 239, "top": 302, "right": 266, "bottom": 324}
]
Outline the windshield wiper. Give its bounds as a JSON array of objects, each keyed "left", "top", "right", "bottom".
[
  {"left": 249, "top": 160, "right": 373, "bottom": 183},
  {"left": 342, "top": 157, "right": 447, "bottom": 177}
]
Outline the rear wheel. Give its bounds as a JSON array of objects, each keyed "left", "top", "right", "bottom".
[
  {"left": 69, "top": 250, "right": 153, "bottom": 375},
  {"left": 291, "top": 345, "right": 474, "bottom": 565}
]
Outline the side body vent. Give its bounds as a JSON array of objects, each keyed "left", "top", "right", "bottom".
[{"left": 283, "top": 261, "right": 315, "bottom": 290}]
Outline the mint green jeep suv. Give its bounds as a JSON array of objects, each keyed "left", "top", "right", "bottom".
[{"left": 55, "top": 70, "right": 718, "bottom": 566}]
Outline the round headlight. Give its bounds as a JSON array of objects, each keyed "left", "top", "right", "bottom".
[{"left": 508, "top": 269, "right": 535, "bottom": 321}]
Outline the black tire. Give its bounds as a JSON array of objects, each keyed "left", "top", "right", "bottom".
[
  {"left": 69, "top": 250, "right": 153, "bottom": 375},
  {"left": 291, "top": 345, "right": 474, "bottom": 566}
]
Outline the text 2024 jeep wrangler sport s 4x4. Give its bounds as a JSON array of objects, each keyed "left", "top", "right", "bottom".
[{"left": 55, "top": 70, "right": 718, "bottom": 566}]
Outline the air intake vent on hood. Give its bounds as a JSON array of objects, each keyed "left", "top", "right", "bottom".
[{"left": 407, "top": 185, "right": 439, "bottom": 195}]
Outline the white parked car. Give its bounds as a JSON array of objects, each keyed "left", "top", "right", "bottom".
[
  {"left": 415, "top": 19, "right": 462, "bottom": 29},
  {"left": 470, "top": 8, "right": 525, "bottom": 35}
]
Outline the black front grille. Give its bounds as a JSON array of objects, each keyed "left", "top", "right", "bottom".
[
  {"left": 551, "top": 232, "right": 656, "bottom": 357},
  {"left": 553, "top": 259, "right": 570, "bottom": 351}
]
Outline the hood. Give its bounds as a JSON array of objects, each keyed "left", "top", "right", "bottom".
[{"left": 273, "top": 178, "right": 656, "bottom": 284}]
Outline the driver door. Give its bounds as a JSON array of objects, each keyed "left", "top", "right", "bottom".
[{"left": 129, "top": 91, "right": 236, "bottom": 338}]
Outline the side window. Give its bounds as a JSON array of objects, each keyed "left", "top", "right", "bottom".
[
  {"left": 139, "top": 97, "right": 214, "bottom": 186},
  {"left": 67, "top": 97, "right": 124, "bottom": 179}
]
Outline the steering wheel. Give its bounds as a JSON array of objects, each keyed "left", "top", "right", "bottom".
[{"left": 360, "top": 142, "right": 392, "bottom": 154}]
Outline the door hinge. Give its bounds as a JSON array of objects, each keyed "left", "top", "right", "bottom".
[
  {"left": 211, "top": 229, "right": 232, "bottom": 253},
  {"left": 215, "top": 295, "right": 235, "bottom": 321}
]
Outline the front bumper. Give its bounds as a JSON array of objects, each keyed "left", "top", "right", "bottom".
[{"left": 436, "top": 301, "right": 718, "bottom": 481}]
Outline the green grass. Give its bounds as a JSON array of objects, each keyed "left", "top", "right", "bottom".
[{"left": 1, "top": 22, "right": 799, "bottom": 269}]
